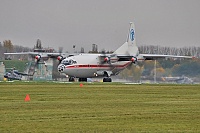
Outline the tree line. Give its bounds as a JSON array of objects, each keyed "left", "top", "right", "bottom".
[
  {"left": 139, "top": 45, "right": 200, "bottom": 57},
  {"left": 0, "top": 40, "right": 32, "bottom": 60},
  {"left": 118, "top": 58, "right": 200, "bottom": 82},
  {"left": 1, "top": 40, "right": 199, "bottom": 58}
]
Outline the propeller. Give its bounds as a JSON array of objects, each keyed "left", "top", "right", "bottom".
[
  {"left": 35, "top": 55, "right": 41, "bottom": 63},
  {"left": 103, "top": 56, "right": 111, "bottom": 64},
  {"left": 57, "top": 55, "right": 65, "bottom": 64},
  {"left": 131, "top": 56, "right": 137, "bottom": 63},
  {"left": 127, "top": 56, "right": 138, "bottom": 70}
]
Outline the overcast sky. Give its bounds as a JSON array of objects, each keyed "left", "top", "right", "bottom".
[{"left": 0, "top": 0, "right": 200, "bottom": 52}]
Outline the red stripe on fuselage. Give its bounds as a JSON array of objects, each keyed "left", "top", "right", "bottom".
[{"left": 65, "top": 62, "right": 131, "bottom": 69}]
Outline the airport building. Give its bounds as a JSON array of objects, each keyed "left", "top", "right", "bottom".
[{"left": 0, "top": 62, "right": 5, "bottom": 81}]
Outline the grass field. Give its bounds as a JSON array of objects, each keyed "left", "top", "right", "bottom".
[{"left": 0, "top": 82, "right": 200, "bottom": 132}]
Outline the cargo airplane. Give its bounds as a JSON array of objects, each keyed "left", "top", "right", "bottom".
[{"left": 57, "top": 22, "right": 194, "bottom": 82}]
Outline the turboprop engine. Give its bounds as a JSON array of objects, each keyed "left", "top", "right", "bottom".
[
  {"left": 57, "top": 56, "right": 65, "bottom": 63},
  {"left": 35, "top": 55, "right": 41, "bottom": 62},
  {"left": 131, "top": 57, "right": 137, "bottom": 63},
  {"left": 104, "top": 57, "right": 110, "bottom": 62}
]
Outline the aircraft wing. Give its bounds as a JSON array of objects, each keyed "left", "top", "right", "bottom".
[
  {"left": 139, "top": 54, "right": 194, "bottom": 60},
  {"left": 4, "top": 52, "right": 31, "bottom": 55},
  {"left": 4, "top": 52, "right": 68, "bottom": 57}
]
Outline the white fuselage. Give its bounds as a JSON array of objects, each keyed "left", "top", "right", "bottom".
[{"left": 58, "top": 54, "right": 132, "bottom": 78}]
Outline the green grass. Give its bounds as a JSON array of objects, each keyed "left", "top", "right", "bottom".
[{"left": 0, "top": 82, "right": 200, "bottom": 132}]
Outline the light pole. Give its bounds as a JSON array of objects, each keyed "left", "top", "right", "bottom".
[
  {"left": 154, "top": 59, "right": 156, "bottom": 83},
  {"left": 154, "top": 48, "right": 157, "bottom": 83}
]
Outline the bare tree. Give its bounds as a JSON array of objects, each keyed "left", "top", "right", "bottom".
[{"left": 139, "top": 45, "right": 200, "bottom": 58}]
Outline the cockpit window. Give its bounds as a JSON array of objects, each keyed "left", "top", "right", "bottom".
[
  {"left": 62, "top": 60, "right": 70, "bottom": 65},
  {"left": 69, "top": 59, "right": 73, "bottom": 64},
  {"left": 61, "top": 59, "right": 77, "bottom": 65}
]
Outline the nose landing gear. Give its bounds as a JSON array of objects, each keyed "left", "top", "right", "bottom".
[{"left": 69, "top": 77, "right": 75, "bottom": 82}]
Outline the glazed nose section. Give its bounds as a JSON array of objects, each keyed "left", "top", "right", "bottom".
[{"left": 58, "top": 64, "right": 65, "bottom": 72}]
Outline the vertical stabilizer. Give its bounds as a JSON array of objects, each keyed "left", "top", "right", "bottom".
[{"left": 114, "top": 22, "right": 139, "bottom": 56}]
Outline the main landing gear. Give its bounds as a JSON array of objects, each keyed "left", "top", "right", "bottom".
[
  {"left": 68, "top": 71, "right": 112, "bottom": 82},
  {"left": 103, "top": 77, "right": 112, "bottom": 82},
  {"left": 103, "top": 71, "right": 112, "bottom": 82},
  {"left": 79, "top": 78, "right": 87, "bottom": 82},
  {"left": 69, "top": 77, "right": 112, "bottom": 82},
  {"left": 68, "top": 77, "right": 88, "bottom": 82}
]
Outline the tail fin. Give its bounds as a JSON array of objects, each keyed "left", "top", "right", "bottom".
[{"left": 114, "top": 22, "right": 139, "bottom": 56}]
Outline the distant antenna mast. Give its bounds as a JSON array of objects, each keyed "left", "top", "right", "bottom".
[
  {"left": 36, "top": 39, "right": 42, "bottom": 49},
  {"left": 73, "top": 45, "right": 76, "bottom": 53}
]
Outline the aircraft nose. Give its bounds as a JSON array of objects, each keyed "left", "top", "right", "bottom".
[{"left": 58, "top": 64, "right": 65, "bottom": 72}]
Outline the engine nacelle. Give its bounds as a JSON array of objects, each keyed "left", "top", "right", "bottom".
[
  {"left": 131, "top": 57, "right": 137, "bottom": 63},
  {"left": 104, "top": 57, "right": 109, "bottom": 62},
  {"left": 57, "top": 56, "right": 64, "bottom": 61},
  {"left": 35, "top": 55, "right": 41, "bottom": 62}
]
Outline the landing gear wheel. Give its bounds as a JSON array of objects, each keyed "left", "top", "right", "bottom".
[
  {"left": 79, "top": 78, "right": 87, "bottom": 82},
  {"left": 69, "top": 77, "right": 75, "bottom": 82},
  {"left": 103, "top": 77, "right": 112, "bottom": 82}
]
